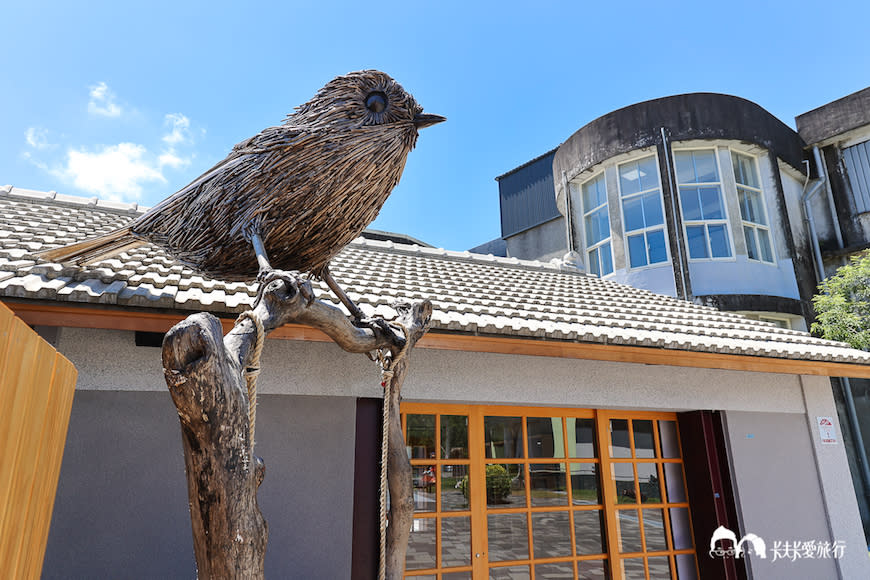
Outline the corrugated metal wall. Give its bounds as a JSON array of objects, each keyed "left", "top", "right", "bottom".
[
  {"left": 843, "top": 140, "right": 870, "bottom": 213},
  {"left": 0, "top": 301, "right": 77, "bottom": 579},
  {"left": 498, "top": 151, "right": 560, "bottom": 237}
]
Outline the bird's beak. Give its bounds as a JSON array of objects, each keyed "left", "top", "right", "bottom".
[{"left": 414, "top": 112, "right": 446, "bottom": 129}]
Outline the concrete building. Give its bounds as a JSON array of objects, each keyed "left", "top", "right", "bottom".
[
  {"left": 486, "top": 89, "right": 870, "bottom": 548},
  {"left": 3, "top": 187, "right": 870, "bottom": 579}
]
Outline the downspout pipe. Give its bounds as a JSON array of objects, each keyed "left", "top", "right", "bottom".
[
  {"left": 815, "top": 146, "right": 845, "bottom": 249},
  {"left": 801, "top": 150, "right": 827, "bottom": 280},
  {"left": 661, "top": 127, "right": 688, "bottom": 300}
]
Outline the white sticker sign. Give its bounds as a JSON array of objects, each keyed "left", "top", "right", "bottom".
[{"left": 817, "top": 416, "right": 838, "bottom": 445}]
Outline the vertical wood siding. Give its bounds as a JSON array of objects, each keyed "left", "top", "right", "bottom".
[{"left": 0, "top": 301, "right": 77, "bottom": 579}]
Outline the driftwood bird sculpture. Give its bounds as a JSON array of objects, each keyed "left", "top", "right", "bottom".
[{"left": 38, "top": 70, "right": 444, "bottom": 318}]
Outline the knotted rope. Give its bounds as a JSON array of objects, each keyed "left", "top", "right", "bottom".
[
  {"left": 237, "top": 311, "right": 265, "bottom": 451},
  {"left": 376, "top": 321, "right": 410, "bottom": 580}
]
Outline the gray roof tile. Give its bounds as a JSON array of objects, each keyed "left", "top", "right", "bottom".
[{"left": 1, "top": 186, "right": 869, "bottom": 365}]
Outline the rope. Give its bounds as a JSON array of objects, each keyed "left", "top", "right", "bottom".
[
  {"left": 236, "top": 311, "right": 265, "bottom": 451},
  {"left": 376, "top": 321, "right": 410, "bottom": 580}
]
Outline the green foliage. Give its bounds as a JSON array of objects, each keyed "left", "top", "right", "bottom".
[
  {"left": 812, "top": 251, "right": 870, "bottom": 351},
  {"left": 459, "top": 464, "right": 512, "bottom": 503}
]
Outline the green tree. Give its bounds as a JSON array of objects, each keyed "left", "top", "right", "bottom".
[{"left": 812, "top": 251, "right": 870, "bottom": 351}]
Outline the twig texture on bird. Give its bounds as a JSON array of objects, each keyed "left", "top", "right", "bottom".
[{"left": 37, "top": 70, "right": 444, "bottom": 282}]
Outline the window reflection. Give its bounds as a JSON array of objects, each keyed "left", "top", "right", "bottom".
[
  {"left": 407, "top": 414, "right": 435, "bottom": 459},
  {"left": 527, "top": 417, "right": 564, "bottom": 458},
  {"left": 633, "top": 420, "right": 656, "bottom": 458},
  {"left": 610, "top": 419, "right": 631, "bottom": 458},
  {"left": 570, "top": 463, "right": 600, "bottom": 505},
  {"left": 531, "top": 511, "right": 572, "bottom": 558},
  {"left": 529, "top": 463, "right": 567, "bottom": 506},
  {"left": 487, "top": 513, "right": 529, "bottom": 562},
  {"left": 568, "top": 417, "right": 596, "bottom": 458},
  {"left": 485, "top": 416, "right": 524, "bottom": 459},
  {"left": 441, "top": 415, "right": 469, "bottom": 459}
]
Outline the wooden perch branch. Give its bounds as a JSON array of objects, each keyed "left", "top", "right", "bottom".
[{"left": 161, "top": 276, "right": 430, "bottom": 579}]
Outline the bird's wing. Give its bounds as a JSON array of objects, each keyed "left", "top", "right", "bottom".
[{"left": 136, "top": 124, "right": 310, "bottom": 219}]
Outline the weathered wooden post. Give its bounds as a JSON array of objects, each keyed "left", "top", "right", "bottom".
[{"left": 161, "top": 276, "right": 430, "bottom": 578}]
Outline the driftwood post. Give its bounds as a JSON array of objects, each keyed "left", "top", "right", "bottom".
[{"left": 161, "top": 276, "right": 431, "bottom": 578}]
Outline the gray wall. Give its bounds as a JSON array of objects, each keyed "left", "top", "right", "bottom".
[
  {"left": 504, "top": 216, "right": 566, "bottom": 262},
  {"left": 43, "top": 391, "right": 357, "bottom": 579}
]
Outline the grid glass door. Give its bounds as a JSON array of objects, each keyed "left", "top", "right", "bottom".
[{"left": 401, "top": 404, "right": 698, "bottom": 580}]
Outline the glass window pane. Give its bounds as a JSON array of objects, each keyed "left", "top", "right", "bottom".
[
  {"left": 675, "top": 554, "right": 699, "bottom": 580},
  {"left": 610, "top": 419, "right": 631, "bottom": 457},
  {"left": 534, "top": 562, "right": 574, "bottom": 578},
  {"left": 613, "top": 463, "right": 637, "bottom": 503},
  {"left": 617, "top": 509, "right": 643, "bottom": 553},
  {"left": 642, "top": 191, "right": 664, "bottom": 226},
  {"left": 744, "top": 226, "right": 758, "bottom": 260},
  {"left": 529, "top": 463, "right": 568, "bottom": 506},
  {"left": 670, "top": 507, "right": 693, "bottom": 550},
  {"left": 568, "top": 418, "right": 597, "bottom": 458},
  {"left": 442, "top": 464, "right": 469, "bottom": 511},
  {"left": 732, "top": 152, "right": 759, "bottom": 188},
  {"left": 622, "top": 557, "right": 646, "bottom": 580},
  {"left": 686, "top": 225, "right": 708, "bottom": 259},
  {"left": 443, "top": 572, "right": 472, "bottom": 580},
  {"left": 674, "top": 151, "right": 695, "bottom": 184},
  {"left": 628, "top": 234, "right": 648, "bottom": 268},
  {"left": 708, "top": 224, "right": 731, "bottom": 258},
  {"left": 574, "top": 509, "right": 607, "bottom": 554},
  {"left": 406, "top": 517, "right": 436, "bottom": 569},
  {"left": 527, "top": 417, "right": 565, "bottom": 458},
  {"left": 577, "top": 559, "right": 609, "bottom": 580},
  {"left": 623, "top": 195, "right": 645, "bottom": 232},
  {"left": 489, "top": 566, "right": 530, "bottom": 580},
  {"left": 600, "top": 242, "right": 613, "bottom": 276},
  {"left": 571, "top": 463, "right": 600, "bottom": 505},
  {"left": 407, "top": 414, "right": 435, "bottom": 459},
  {"left": 633, "top": 420, "right": 656, "bottom": 458},
  {"left": 486, "top": 464, "right": 526, "bottom": 508},
  {"left": 487, "top": 513, "right": 529, "bottom": 561},
  {"left": 643, "top": 508, "right": 668, "bottom": 551},
  {"left": 441, "top": 516, "right": 471, "bottom": 567},
  {"left": 412, "top": 466, "right": 436, "bottom": 511},
  {"left": 583, "top": 174, "right": 606, "bottom": 209},
  {"left": 620, "top": 161, "right": 642, "bottom": 195},
  {"left": 589, "top": 247, "right": 601, "bottom": 277},
  {"left": 647, "top": 229, "right": 668, "bottom": 264},
  {"left": 531, "top": 511, "right": 572, "bottom": 558},
  {"left": 441, "top": 415, "right": 468, "bottom": 459},
  {"left": 658, "top": 421, "right": 680, "bottom": 458},
  {"left": 759, "top": 229, "right": 774, "bottom": 262},
  {"left": 648, "top": 556, "right": 673, "bottom": 580},
  {"left": 637, "top": 156, "right": 659, "bottom": 191},
  {"left": 637, "top": 463, "right": 662, "bottom": 503},
  {"left": 485, "top": 416, "right": 524, "bottom": 458},
  {"left": 663, "top": 463, "right": 687, "bottom": 503},
  {"left": 699, "top": 186, "right": 724, "bottom": 219},
  {"left": 680, "top": 187, "right": 702, "bottom": 221},
  {"left": 739, "top": 188, "right": 763, "bottom": 224},
  {"left": 694, "top": 150, "right": 718, "bottom": 183}
]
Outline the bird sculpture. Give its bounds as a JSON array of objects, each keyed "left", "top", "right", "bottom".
[{"left": 38, "top": 70, "right": 444, "bottom": 318}]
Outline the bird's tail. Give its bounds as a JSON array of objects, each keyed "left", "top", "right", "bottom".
[{"left": 36, "top": 227, "right": 145, "bottom": 265}]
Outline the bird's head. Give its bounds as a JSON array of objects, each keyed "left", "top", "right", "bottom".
[{"left": 288, "top": 70, "right": 445, "bottom": 134}]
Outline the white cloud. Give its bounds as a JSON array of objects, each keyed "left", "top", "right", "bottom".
[
  {"left": 162, "top": 113, "right": 191, "bottom": 145},
  {"left": 25, "top": 127, "right": 52, "bottom": 149},
  {"left": 88, "top": 81, "right": 122, "bottom": 117},
  {"left": 62, "top": 143, "right": 166, "bottom": 200}
]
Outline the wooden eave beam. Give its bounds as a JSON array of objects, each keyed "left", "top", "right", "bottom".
[{"left": 8, "top": 301, "right": 870, "bottom": 379}]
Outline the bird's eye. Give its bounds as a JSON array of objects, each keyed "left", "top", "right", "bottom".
[{"left": 365, "top": 92, "right": 387, "bottom": 113}]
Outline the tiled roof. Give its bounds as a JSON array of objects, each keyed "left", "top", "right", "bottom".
[{"left": 1, "top": 185, "right": 869, "bottom": 365}]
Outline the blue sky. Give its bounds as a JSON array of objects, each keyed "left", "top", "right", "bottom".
[{"left": 2, "top": 1, "right": 868, "bottom": 251}]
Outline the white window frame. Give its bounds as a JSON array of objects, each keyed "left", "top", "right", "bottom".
[
  {"left": 731, "top": 150, "right": 776, "bottom": 265},
  {"left": 616, "top": 154, "right": 671, "bottom": 271},
  {"left": 580, "top": 172, "right": 613, "bottom": 277},
  {"left": 673, "top": 148, "right": 735, "bottom": 262}
]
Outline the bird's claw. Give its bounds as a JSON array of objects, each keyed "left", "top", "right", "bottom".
[
  {"left": 354, "top": 316, "right": 407, "bottom": 349},
  {"left": 253, "top": 269, "right": 315, "bottom": 308}
]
